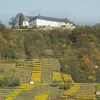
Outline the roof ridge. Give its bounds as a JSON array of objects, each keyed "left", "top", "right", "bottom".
[{"left": 33, "top": 15, "right": 62, "bottom": 22}]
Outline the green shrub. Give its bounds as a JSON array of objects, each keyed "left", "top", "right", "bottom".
[
  {"left": 0, "top": 76, "right": 20, "bottom": 88},
  {"left": 59, "top": 83, "right": 72, "bottom": 90},
  {"left": 51, "top": 80, "right": 62, "bottom": 87}
]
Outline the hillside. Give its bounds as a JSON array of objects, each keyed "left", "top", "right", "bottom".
[{"left": 0, "top": 24, "right": 100, "bottom": 83}]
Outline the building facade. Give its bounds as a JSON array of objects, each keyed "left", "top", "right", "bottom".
[
  {"left": 17, "top": 14, "right": 75, "bottom": 29},
  {"left": 30, "top": 15, "right": 66, "bottom": 27}
]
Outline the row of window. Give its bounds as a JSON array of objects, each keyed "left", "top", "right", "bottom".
[
  {"left": 31, "top": 19, "right": 73, "bottom": 27},
  {"left": 37, "top": 19, "right": 58, "bottom": 23},
  {"left": 37, "top": 21, "right": 59, "bottom": 26}
]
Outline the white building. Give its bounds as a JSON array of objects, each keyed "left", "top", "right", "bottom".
[
  {"left": 22, "top": 16, "right": 31, "bottom": 27},
  {"left": 18, "top": 15, "right": 75, "bottom": 29},
  {"left": 23, "top": 21, "right": 30, "bottom": 26},
  {"left": 30, "top": 15, "right": 66, "bottom": 27}
]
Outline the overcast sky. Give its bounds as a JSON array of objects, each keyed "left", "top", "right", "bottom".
[{"left": 0, "top": 0, "right": 100, "bottom": 26}]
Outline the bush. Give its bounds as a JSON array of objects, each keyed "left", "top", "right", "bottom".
[
  {"left": 51, "top": 80, "right": 62, "bottom": 87},
  {"left": 0, "top": 23, "right": 6, "bottom": 32},
  {"left": 7, "top": 79, "right": 20, "bottom": 87},
  {"left": 59, "top": 83, "right": 72, "bottom": 90},
  {"left": 0, "top": 76, "right": 20, "bottom": 88},
  {"left": 19, "top": 26, "right": 27, "bottom": 29},
  {"left": 0, "top": 79, "right": 4, "bottom": 87},
  {"left": 1, "top": 47, "right": 17, "bottom": 59}
]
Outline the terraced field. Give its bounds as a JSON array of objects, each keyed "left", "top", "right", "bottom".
[
  {"left": 62, "top": 74, "right": 74, "bottom": 83},
  {"left": 0, "top": 83, "right": 96, "bottom": 100},
  {"left": 14, "top": 67, "right": 32, "bottom": 83},
  {"left": 14, "top": 85, "right": 51, "bottom": 100},
  {"left": 31, "top": 59, "right": 42, "bottom": 83},
  {"left": 0, "top": 63, "right": 16, "bottom": 78},
  {"left": 41, "top": 58, "right": 61, "bottom": 83},
  {"left": 0, "top": 89, "right": 14, "bottom": 100},
  {"left": 41, "top": 59, "right": 52, "bottom": 83},
  {"left": 75, "top": 83, "right": 96, "bottom": 100},
  {"left": 5, "top": 84, "right": 34, "bottom": 100},
  {"left": 5, "top": 89, "right": 21, "bottom": 100},
  {"left": 52, "top": 72, "right": 63, "bottom": 82},
  {"left": 34, "top": 92, "right": 50, "bottom": 100},
  {"left": 58, "top": 83, "right": 81, "bottom": 99},
  {"left": 0, "top": 59, "right": 97, "bottom": 100}
]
